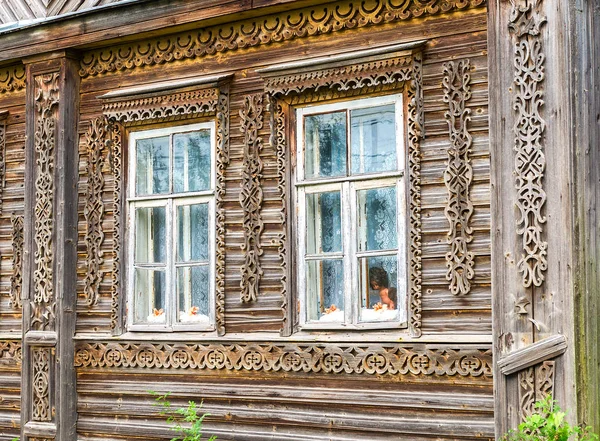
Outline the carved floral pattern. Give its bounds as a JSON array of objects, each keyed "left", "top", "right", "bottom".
[
  {"left": 32, "top": 347, "right": 51, "bottom": 422},
  {"left": 442, "top": 60, "right": 475, "bottom": 296},
  {"left": 518, "top": 360, "right": 555, "bottom": 421},
  {"left": 0, "top": 340, "right": 22, "bottom": 365},
  {"left": 509, "top": 0, "right": 548, "bottom": 288},
  {"left": 0, "top": 64, "right": 26, "bottom": 93},
  {"left": 79, "top": 0, "right": 485, "bottom": 77},
  {"left": 75, "top": 341, "right": 492, "bottom": 378},
  {"left": 239, "top": 94, "right": 265, "bottom": 303},
  {"left": 84, "top": 118, "right": 108, "bottom": 307},
  {"left": 31, "top": 72, "right": 59, "bottom": 331},
  {"left": 10, "top": 214, "right": 23, "bottom": 309}
]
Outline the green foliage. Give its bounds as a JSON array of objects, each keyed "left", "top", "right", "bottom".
[
  {"left": 151, "top": 391, "right": 217, "bottom": 441},
  {"left": 503, "top": 395, "right": 599, "bottom": 441}
]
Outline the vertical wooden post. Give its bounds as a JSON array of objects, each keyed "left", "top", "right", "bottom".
[{"left": 20, "top": 52, "right": 80, "bottom": 441}]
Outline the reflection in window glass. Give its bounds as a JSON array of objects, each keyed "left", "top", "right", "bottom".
[
  {"left": 358, "top": 256, "right": 399, "bottom": 323},
  {"left": 306, "top": 191, "right": 342, "bottom": 254},
  {"left": 351, "top": 105, "right": 396, "bottom": 175},
  {"left": 135, "top": 206, "right": 166, "bottom": 264},
  {"left": 177, "top": 265, "right": 210, "bottom": 325},
  {"left": 133, "top": 268, "right": 166, "bottom": 324},
  {"left": 136, "top": 136, "right": 170, "bottom": 195},
  {"left": 357, "top": 186, "right": 397, "bottom": 252},
  {"left": 304, "top": 111, "right": 347, "bottom": 179},
  {"left": 174, "top": 130, "right": 211, "bottom": 193},
  {"left": 306, "top": 259, "right": 344, "bottom": 322},
  {"left": 177, "top": 203, "right": 209, "bottom": 262}
]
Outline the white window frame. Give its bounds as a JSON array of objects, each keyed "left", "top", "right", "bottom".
[
  {"left": 127, "top": 122, "right": 216, "bottom": 332},
  {"left": 295, "top": 94, "right": 407, "bottom": 331}
]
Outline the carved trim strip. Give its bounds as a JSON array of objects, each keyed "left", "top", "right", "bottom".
[
  {"left": 509, "top": 0, "right": 548, "bottom": 288},
  {"left": 31, "top": 347, "right": 51, "bottom": 422},
  {"left": 0, "top": 340, "right": 22, "bottom": 366},
  {"left": 75, "top": 342, "right": 492, "bottom": 378},
  {"left": 215, "top": 89, "right": 230, "bottom": 335},
  {"left": 442, "top": 60, "right": 475, "bottom": 296},
  {"left": 408, "top": 54, "right": 423, "bottom": 337},
  {"left": 79, "top": 0, "right": 485, "bottom": 78},
  {"left": 239, "top": 94, "right": 265, "bottom": 303},
  {"left": 10, "top": 214, "right": 24, "bottom": 309},
  {"left": 518, "top": 360, "right": 555, "bottom": 421},
  {"left": 84, "top": 118, "right": 108, "bottom": 307},
  {"left": 0, "top": 118, "right": 5, "bottom": 214},
  {"left": 31, "top": 72, "right": 59, "bottom": 332},
  {"left": 0, "top": 64, "right": 26, "bottom": 93},
  {"left": 102, "top": 87, "right": 219, "bottom": 125},
  {"left": 109, "top": 121, "right": 123, "bottom": 332}
]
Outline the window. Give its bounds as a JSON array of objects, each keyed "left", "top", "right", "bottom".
[
  {"left": 295, "top": 95, "right": 407, "bottom": 329},
  {"left": 127, "top": 122, "right": 216, "bottom": 331}
]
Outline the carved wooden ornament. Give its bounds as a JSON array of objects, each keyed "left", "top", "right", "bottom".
[
  {"left": 10, "top": 214, "right": 24, "bottom": 309},
  {"left": 0, "top": 64, "right": 26, "bottom": 94},
  {"left": 518, "top": 360, "right": 555, "bottom": 421}
]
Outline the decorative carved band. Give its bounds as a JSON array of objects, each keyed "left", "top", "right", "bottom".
[
  {"left": 79, "top": 0, "right": 485, "bottom": 78},
  {"left": 102, "top": 87, "right": 219, "bottom": 125},
  {"left": 509, "top": 0, "right": 548, "bottom": 288},
  {"left": 0, "top": 64, "right": 26, "bottom": 94},
  {"left": 0, "top": 117, "right": 5, "bottom": 214},
  {"left": 442, "top": 60, "right": 475, "bottom": 296},
  {"left": 10, "top": 214, "right": 24, "bottom": 309},
  {"left": 31, "top": 347, "right": 52, "bottom": 422},
  {"left": 518, "top": 360, "right": 555, "bottom": 421},
  {"left": 0, "top": 340, "right": 22, "bottom": 366},
  {"left": 239, "top": 94, "right": 265, "bottom": 303},
  {"left": 84, "top": 118, "right": 108, "bottom": 307},
  {"left": 75, "top": 341, "right": 492, "bottom": 378},
  {"left": 108, "top": 121, "right": 123, "bottom": 332},
  {"left": 32, "top": 72, "right": 59, "bottom": 332}
]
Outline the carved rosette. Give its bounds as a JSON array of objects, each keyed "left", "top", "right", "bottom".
[
  {"left": 75, "top": 341, "right": 492, "bottom": 378},
  {"left": 509, "top": 0, "right": 548, "bottom": 288},
  {"left": 84, "top": 118, "right": 108, "bottom": 307},
  {"left": 9, "top": 214, "right": 24, "bottom": 309},
  {"left": 215, "top": 90, "right": 230, "bottom": 335},
  {"left": 442, "top": 60, "right": 475, "bottom": 296},
  {"left": 79, "top": 0, "right": 485, "bottom": 78},
  {"left": 0, "top": 64, "right": 26, "bottom": 94},
  {"left": 31, "top": 72, "right": 59, "bottom": 331},
  {"left": 239, "top": 94, "right": 265, "bottom": 303},
  {"left": 31, "top": 347, "right": 52, "bottom": 422},
  {"left": 518, "top": 360, "right": 555, "bottom": 421}
]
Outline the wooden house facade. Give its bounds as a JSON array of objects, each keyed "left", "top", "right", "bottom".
[{"left": 0, "top": 0, "right": 597, "bottom": 440}]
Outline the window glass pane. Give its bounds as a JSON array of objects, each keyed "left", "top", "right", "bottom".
[
  {"left": 135, "top": 206, "right": 167, "bottom": 263},
  {"left": 306, "top": 191, "right": 342, "bottom": 254},
  {"left": 357, "top": 186, "right": 397, "bottom": 252},
  {"left": 174, "top": 130, "right": 211, "bottom": 193},
  {"left": 358, "top": 256, "right": 399, "bottom": 323},
  {"left": 177, "top": 265, "right": 210, "bottom": 325},
  {"left": 136, "top": 136, "right": 170, "bottom": 195},
  {"left": 304, "top": 111, "right": 347, "bottom": 179},
  {"left": 177, "top": 203, "right": 209, "bottom": 262},
  {"left": 350, "top": 104, "right": 396, "bottom": 175},
  {"left": 133, "top": 268, "right": 166, "bottom": 324},
  {"left": 306, "top": 259, "right": 344, "bottom": 323}
]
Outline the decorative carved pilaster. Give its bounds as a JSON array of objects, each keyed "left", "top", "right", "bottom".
[
  {"left": 84, "top": 118, "right": 108, "bottom": 307},
  {"left": 442, "top": 59, "right": 475, "bottom": 296},
  {"left": 408, "top": 53, "right": 424, "bottom": 337},
  {"left": 239, "top": 94, "right": 264, "bottom": 303},
  {"left": 108, "top": 120, "right": 123, "bottom": 332},
  {"left": 215, "top": 89, "right": 230, "bottom": 335},
  {"left": 31, "top": 347, "right": 52, "bottom": 422},
  {"left": 9, "top": 214, "right": 23, "bottom": 309},
  {"left": 509, "top": 0, "right": 548, "bottom": 288},
  {"left": 31, "top": 72, "right": 59, "bottom": 331}
]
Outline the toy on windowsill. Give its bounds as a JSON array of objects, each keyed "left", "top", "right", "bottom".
[
  {"left": 179, "top": 306, "right": 210, "bottom": 324},
  {"left": 147, "top": 308, "right": 165, "bottom": 323}
]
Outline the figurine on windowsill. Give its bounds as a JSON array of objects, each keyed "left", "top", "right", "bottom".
[
  {"left": 179, "top": 306, "right": 210, "bottom": 324},
  {"left": 147, "top": 308, "right": 166, "bottom": 323},
  {"left": 369, "top": 267, "right": 397, "bottom": 310}
]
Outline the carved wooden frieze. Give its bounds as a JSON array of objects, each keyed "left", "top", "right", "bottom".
[
  {"left": 102, "top": 87, "right": 219, "bottom": 125},
  {"left": 239, "top": 94, "right": 265, "bottom": 304},
  {"left": 10, "top": 214, "right": 23, "bottom": 309},
  {"left": 75, "top": 341, "right": 492, "bottom": 378},
  {"left": 84, "top": 118, "right": 108, "bottom": 307},
  {"left": 79, "top": 0, "right": 485, "bottom": 78},
  {"left": 0, "top": 340, "right": 22, "bottom": 366},
  {"left": 518, "top": 360, "right": 555, "bottom": 421},
  {"left": 0, "top": 64, "right": 26, "bottom": 94},
  {"left": 442, "top": 60, "right": 475, "bottom": 296},
  {"left": 31, "top": 347, "right": 52, "bottom": 422},
  {"left": 509, "top": 0, "right": 548, "bottom": 288},
  {"left": 31, "top": 72, "right": 59, "bottom": 332}
]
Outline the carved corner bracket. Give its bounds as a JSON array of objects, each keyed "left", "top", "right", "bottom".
[{"left": 260, "top": 42, "right": 425, "bottom": 337}]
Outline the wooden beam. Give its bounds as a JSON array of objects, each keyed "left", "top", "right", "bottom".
[{"left": 497, "top": 334, "right": 567, "bottom": 376}]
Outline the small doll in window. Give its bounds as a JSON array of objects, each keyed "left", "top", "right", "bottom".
[{"left": 369, "top": 267, "right": 397, "bottom": 310}]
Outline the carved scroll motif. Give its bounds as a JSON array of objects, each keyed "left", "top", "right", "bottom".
[
  {"left": 0, "top": 64, "right": 26, "bottom": 94},
  {"left": 215, "top": 90, "right": 230, "bottom": 335},
  {"left": 9, "top": 214, "right": 23, "bottom": 309},
  {"left": 0, "top": 340, "right": 22, "bottom": 366},
  {"left": 408, "top": 53, "right": 424, "bottom": 337},
  {"left": 84, "top": 118, "right": 108, "bottom": 307},
  {"left": 0, "top": 118, "right": 5, "bottom": 213},
  {"left": 31, "top": 347, "right": 51, "bottom": 422},
  {"left": 518, "top": 360, "right": 555, "bottom": 421},
  {"left": 31, "top": 72, "right": 59, "bottom": 331},
  {"left": 239, "top": 94, "right": 264, "bottom": 303},
  {"left": 75, "top": 341, "right": 493, "bottom": 378},
  {"left": 509, "top": 0, "right": 548, "bottom": 288},
  {"left": 79, "top": 0, "right": 485, "bottom": 78},
  {"left": 442, "top": 60, "right": 475, "bottom": 296},
  {"left": 108, "top": 121, "right": 123, "bottom": 332}
]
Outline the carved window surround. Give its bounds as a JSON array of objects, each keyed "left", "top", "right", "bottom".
[
  {"left": 90, "top": 74, "right": 232, "bottom": 336},
  {"left": 258, "top": 41, "right": 425, "bottom": 337}
]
